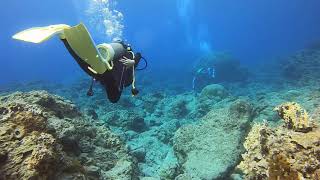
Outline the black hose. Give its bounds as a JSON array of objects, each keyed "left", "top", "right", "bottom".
[{"left": 136, "top": 57, "right": 148, "bottom": 71}]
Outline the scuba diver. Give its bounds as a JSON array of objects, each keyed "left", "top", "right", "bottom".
[
  {"left": 12, "top": 23, "right": 147, "bottom": 103},
  {"left": 192, "top": 67, "right": 215, "bottom": 92}
]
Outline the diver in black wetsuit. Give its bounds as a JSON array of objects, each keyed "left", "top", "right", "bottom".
[
  {"left": 13, "top": 23, "right": 147, "bottom": 103},
  {"left": 61, "top": 37, "right": 146, "bottom": 103}
]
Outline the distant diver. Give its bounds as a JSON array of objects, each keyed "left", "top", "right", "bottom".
[
  {"left": 12, "top": 23, "right": 147, "bottom": 103},
  {"left": 192, "top": 67, "right": 215, "bottom": 91}
]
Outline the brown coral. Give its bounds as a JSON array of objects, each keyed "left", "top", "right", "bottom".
[
  {"left": 268, "top": 153, "right": 302, "bottom": 180},
  {"left": 237, "top": 123, "right": 270, "bottom": 179},
  {"left": 0, "top": 99, "right": 66, "bottom": 179},
  {"left": 1, "top": 132, "right": 64, "bottom": 180},
  {"left": 0, "top": 91, "right": 137, "bottom": 180},
  {"left": 274, "top": 102, "right": 313, "bottom": 132},
  {"left": 238, "top": 103, "right": 320, "bottom": 180}
]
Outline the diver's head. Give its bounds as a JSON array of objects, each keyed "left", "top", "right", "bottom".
[{"left": 113, "top": 39, "right": 132, "bottom": 51}]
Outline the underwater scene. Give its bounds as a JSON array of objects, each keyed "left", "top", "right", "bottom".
[{"left": 1, "top": 0, "right": 320, "bottom": 179}]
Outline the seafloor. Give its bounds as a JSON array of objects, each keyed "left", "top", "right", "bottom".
[{"left": 1, "top": 45, "right": 320, "bottom": 180}]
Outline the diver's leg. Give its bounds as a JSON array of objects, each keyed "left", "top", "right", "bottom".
[
  {"left": 105, "top": 84, "right": 122, "bottom": 103},
  {"left": 101, "top": 71, "right": 122, "bottom": 103},
  {"left": 61, "top": 39, "right": 98, "bottom": 78}
]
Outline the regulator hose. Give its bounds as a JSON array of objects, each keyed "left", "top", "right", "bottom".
[{"left": 136, "top": 57, "right": 148, "bottom": 71}]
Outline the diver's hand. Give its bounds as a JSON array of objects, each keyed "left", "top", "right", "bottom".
[{"left": 119, "top": 56, "right": 135, "bottom": 68}]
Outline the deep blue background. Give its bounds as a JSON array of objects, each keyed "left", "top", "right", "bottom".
[{"left": 1, "top": 0, "right": 320, "bottom": 85}]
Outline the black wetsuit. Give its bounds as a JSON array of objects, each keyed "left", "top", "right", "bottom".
[{"left": 61, "top": 39, "right": 141, "bottom": 103}]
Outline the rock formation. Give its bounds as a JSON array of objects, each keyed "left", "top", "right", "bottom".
[
  {"left": 173, "top": 99, "right": 254, "bottom": 179},
  {"left": 0, "top": 91, "right": 137, "bottom": 180}
]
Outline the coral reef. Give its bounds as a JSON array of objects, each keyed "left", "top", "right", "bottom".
[
  {"left": 6, "top": 75, "right": 320, "bottom": 179},
  {"left": 54, "top": 88, "right": 196, "bottom": 178},
  {"left": 199, "top": 84, "right": 229, "bottom": 101},
  {"left": 0, "top": 91, "right": 137, "bottom": 180},
  {"left": 0, "top": 93, "right": 69, "bottom": 180},
  {"left": 237, "top": 122, "right": 271, "bottom": 179},
  {"left": 92, "top": 84, "right": 249, "bottom": 179},
  {"left": 274, "top": 102, "right": 314, "bottom": 132},
  {"left": 238, "top": 102, "right": 320, "bottom": 180},
  {"left": 146, "top": 92, "right": 197, "bottom": 121},
  {"left": 190, "top": 84, "right": 231, "bottom": 118},
  {"left": 140, "top": 93, "right": 165, "bottom": 114},
  {"left": 103, "top": 110, "right": 147, "bottom": 132}
]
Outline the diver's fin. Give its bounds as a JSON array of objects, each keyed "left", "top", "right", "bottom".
[
  {"left": 12, "top": 24, "right": 71, "bottom": 43},
  {"left": 63, "top": 23, "right": 108, "bottom": 74}
]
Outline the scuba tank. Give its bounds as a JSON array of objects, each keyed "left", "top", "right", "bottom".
[{"left": 88, "top": 40, "right": 146, "bottom": 101}]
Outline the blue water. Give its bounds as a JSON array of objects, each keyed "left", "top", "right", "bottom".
[{"left": 1, "top": 0, "right": 320, "bottom": 84}]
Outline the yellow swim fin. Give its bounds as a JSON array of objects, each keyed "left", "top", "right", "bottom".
[
  {"left": 12, "top": 24, "right": 71, "bottom": 43},
  {"left": 12, "top": 23, "right": 111, "bottom": 74},
  {"left": 63, "top": 23, "right": 109, "bottom": 74}
]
